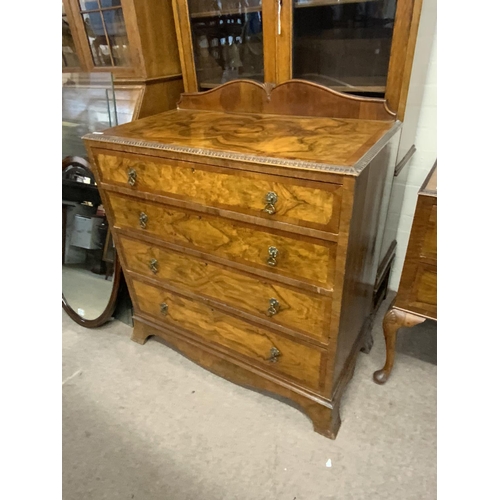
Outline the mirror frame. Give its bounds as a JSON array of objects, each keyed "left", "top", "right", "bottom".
[{"left": 62, "top": 156, "right": 122, "bottom": 328}]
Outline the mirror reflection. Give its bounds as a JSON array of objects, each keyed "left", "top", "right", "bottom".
[{"left": 62, "top": 161, "right": 115, "bottom": 321}]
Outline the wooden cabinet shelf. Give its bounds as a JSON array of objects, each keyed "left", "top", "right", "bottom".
[
  {"left": 295, "top": 0, "right": 378, "bottom": 8},
  {"left": 199, "top": 74, "right": 264, "bottom": 89},
  {"left": 298, "top": 74, "right": 386, "bottom": 93},
  {"left": 188, "top": 0, "right": 380, "bottom": 17},
  {"left": 190, "top": 5, "right": 262, "bottom": 18}
]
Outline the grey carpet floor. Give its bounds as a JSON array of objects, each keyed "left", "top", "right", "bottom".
[{"left": 62, "top": 295, "right": 436, "bottom": 500}]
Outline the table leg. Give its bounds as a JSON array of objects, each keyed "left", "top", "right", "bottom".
[{"left": 373, "top": 307, "right": 425, "bottom": 384}]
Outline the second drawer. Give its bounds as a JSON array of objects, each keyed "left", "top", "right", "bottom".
[{"left": 118, "top": 235, "right": 331, "bottom": 342}]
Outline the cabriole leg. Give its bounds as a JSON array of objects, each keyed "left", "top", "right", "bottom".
[{"left": 373, "top": 307, "right": 425, "bottom": 384}]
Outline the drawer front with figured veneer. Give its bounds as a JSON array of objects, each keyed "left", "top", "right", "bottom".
[
  {"left": 131, "top": 279, "right": 324, "bottom": 389},
  {"left": 95, "top": 152, "right": 342, "bottom": 233},
  {"left": 118, "top": 235, "right": 331, "bottom": 341},
  {"left": 107, "top": 192, "right": 335, "bottom": 287}
]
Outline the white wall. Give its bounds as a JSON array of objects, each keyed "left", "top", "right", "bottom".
[{"left": 389, "top": 6, "right": 437, "bottom": 290}]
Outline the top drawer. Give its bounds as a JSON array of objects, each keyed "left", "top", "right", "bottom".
[{"left": 94, "top": 151, "right": 342, "bottom": 233}]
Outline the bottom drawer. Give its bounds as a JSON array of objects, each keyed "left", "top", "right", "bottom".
[{"left": 130, "top": 279, "right": 324, "bottom": 390}]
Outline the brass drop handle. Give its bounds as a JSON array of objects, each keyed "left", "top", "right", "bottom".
[
  {"left": 149, "top": 258, "right": 158, "bottom": 274},
  {"left": 160, "top": 302, "right": 168, "bottom": 316},
  {"left": 127, "top": 168, "right": 137, "bottom": 186},
  {"left": 267, "top": 346, "right": 281, "bottom": 363},
  {"left": 267, "top": 246, "right": 279, "bottom": 267},
  {"left": 267, "top": 298, "right": 280, "bottom": 317},
  {"left": 263, "top": 191, "right": 278, "bottom": 215},
  {"left": 139, "top": 211, "right": 148, "bottom": 229}
]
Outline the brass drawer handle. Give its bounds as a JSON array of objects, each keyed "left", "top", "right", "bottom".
[
  {"left": 267, "top": 246, "right": 279, "bottom": 266},
  {"left": 267, "top": 298, "right": 280, "bottom": 317},
  {"left": 160, "top": 302, "right": 168, "bottom": 316},
  {"left": 267, "top": 346, "right": 281, "bottom": 363},
  {"left": 263, "top": 191, "right": 278, "bottom": 215},
  {"left": 139, "top": 211, "right": 148, "bottom": 229},
  {"left": 149, "top": 258, "right": 158, "bottom": 274},
  {"left": 127, "top": 168, "right": 137, "bottom": 186}
]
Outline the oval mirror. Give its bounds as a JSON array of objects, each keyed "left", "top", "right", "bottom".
[{"left": 62, "top": 156, "right": 121, "bottom": 327}]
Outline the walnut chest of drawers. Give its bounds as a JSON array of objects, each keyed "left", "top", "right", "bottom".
[{"left": 84, "top": 80, "right": 402, "bottom": 438}]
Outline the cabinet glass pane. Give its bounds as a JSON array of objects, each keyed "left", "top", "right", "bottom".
[
  {"left": 80, "top": 1, "right": 131, "bottom": 68},
  {"left": 293, "top": 0, "right": 397, "bottom": 96},
  {"left": 62, "top": 72, "right": 118, "bottom": 159},
  {"left": 188, "top": 0, "right": 264, "bottom": 90}
]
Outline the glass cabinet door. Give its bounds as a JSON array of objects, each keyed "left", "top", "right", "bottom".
[
  {"left": 292, "top": 0, "right": 397, "bottom": 96},
  {"left": 78, "top": 0, "right": 132, "bottom": 68},
  {"left": 187, "top": 0, "right": 265, "bottom": 90}
]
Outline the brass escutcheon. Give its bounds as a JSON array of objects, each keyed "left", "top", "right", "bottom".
[
  {"left": 127, "top": 168, "right": 137, "bottom": 186},
  {"left": 139, "top": 211, "right": 148, "bottom": 229},
  {"left": 267, "top": 346, "right": 281, "bottom": 363},
  {"left": 149, "top": 258, "right": 158, "bottom": 274},
  {"left": 160, "top": 302, "right": 168, "bottom": 316},
  {"left": 267, "top": 246, "right": 279, "bottom": 266},
  {"left": 263, "top": 191, "right": 278, "bottom": 215},
  {"left": 267, "top": 298, "right": 280, "bottom": 317}
]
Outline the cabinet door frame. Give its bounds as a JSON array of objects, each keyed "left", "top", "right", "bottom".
[
  {"left": 63, "top": 0, "right": 88, "bottom": 72},
  {"left": 173, "top": 0, "right": 277, "bottom": 92},
  {"left": 276, "top": 0, "right": 423, "bottom": 120},
  {"left": 63, "top": 0, "right": 144, "bottom": 78}
]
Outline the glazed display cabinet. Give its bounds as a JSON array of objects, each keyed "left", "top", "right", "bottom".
[
  {"left": 62, "top": 0, "right": 184, "bottom": 121},
  {"left": 173, "top": 0, "right": 422, "bottom": 117}
]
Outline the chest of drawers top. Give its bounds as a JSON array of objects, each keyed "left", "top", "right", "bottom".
[{"left": 84, "top": 80, "right": 399, "bottom": 181}]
